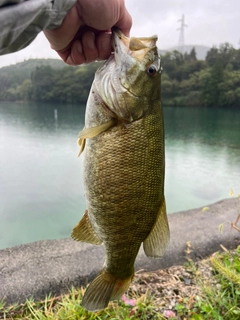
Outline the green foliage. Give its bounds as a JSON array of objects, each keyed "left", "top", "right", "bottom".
[
  {"left": 211, "top": 247, "right": 240, "bottom": 285},
  {"left": 0, "top": 247, "right": 239, "bottom": 319},
  {"left": 172, "top": 247, "right": 240, "bottom": 320},
  {"left": 0, "top": 289, "right": 164, "bottom": 320},
  {"left": 29, "top": 64, "right": 99, "bottom": 103},
  {"left": 0, "top": 59, "right": 65, "bottom": 101},
  {"left": 160, "top": 42, "right": 240, "bottom": 107},
  {"left": 0, "top": 59, "right": 100, "bottom": 104},
  {"left": 1, "top": 43, "right": 240, "bottom": 107}
]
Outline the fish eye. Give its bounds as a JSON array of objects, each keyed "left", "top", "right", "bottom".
[{"left": 147, "top": 65, "right": 157, "bottom": 77}]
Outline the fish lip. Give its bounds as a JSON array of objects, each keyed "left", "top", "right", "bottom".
[
  {"left": 111, "top": 27, "right": 130, "bottom": 49},
  {"left": 111, "top": 28, "right": 130, "bottom": 62},
  {"left": 111, "top": 28, "right": 160, "bottom": 75},
  {"left": 112, "top": 28, "right": 159, "bottom": 52}
]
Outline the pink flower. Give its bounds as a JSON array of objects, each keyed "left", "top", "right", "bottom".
[
  {"left": 163, "top": 309, "right": 176, "bottom": 318},
  {"left": 122, "top": 294, "right": 136, "bottom": 307}
]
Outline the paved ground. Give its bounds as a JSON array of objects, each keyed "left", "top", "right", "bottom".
[{"left": 0, "top": 198, "right": 239, "bottom": 305}]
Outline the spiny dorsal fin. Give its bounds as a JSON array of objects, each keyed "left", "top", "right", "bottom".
[
  {"left": 71, "top": 210, "right": 102, "bottom": 245},
  {"left": 143, "top": 197, "right": 170, "bottom": 258}
]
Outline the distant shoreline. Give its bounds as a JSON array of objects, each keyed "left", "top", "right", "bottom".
[{"left": 1, "top": 46, "right": 240, "bottom": 107}]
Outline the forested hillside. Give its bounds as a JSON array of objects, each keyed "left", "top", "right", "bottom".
[
  {"left": 0, "top": 59, "right": 99, "bottom": 104},
  {"left": 161, "top": 43, "right": 240, "bottom": 107},
  {"left": 0, "top": 43, "right": 240, "bottom": 107}
]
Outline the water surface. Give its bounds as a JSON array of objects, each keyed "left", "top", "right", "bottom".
[{"left": 0, "top": 102, "right": 239, "bottom": 249}]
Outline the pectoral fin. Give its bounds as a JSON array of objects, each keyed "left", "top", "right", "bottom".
[
  {"left": 77, "top": 120, "right": 115, "bottom": 157},
  {"left": 77, "top": 137, "right": 86, "bottom": 157},
  {"left": 143, "top": 197, "right": 170, "bottom": 258},
  {"left": 71, "top": 210, "right": 102, "bottom": 245}
]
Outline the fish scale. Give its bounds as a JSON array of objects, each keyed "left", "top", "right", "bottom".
[{"left": 71, "top": 29, "right": 170, "bottom": 311}]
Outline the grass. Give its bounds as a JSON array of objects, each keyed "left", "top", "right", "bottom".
[
  {"left": 179, "top": 246, "right": 240, "bottom": 320},
  {"left": 0, "top": 289, "right": 164, "bottom": 320},
  {"left": 0, "top": 246, "right": 239, "bottom": 320},
  {"left": 1, "top": 195, "right": 239, "bottom": 320}
]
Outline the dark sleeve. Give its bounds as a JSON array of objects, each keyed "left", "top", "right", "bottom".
[{"left": 0, "top": 0, "right": 77, "bottom": 55}]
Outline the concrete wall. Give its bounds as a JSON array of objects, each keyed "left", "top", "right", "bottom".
[{"left": 0, "top": 198, "right": 239, "bottom": 305}]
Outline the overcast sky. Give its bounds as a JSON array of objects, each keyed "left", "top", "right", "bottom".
[{"left": 0, "top": 0, "right": 240, "bottom": 68}]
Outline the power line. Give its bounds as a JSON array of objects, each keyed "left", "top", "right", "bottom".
[{"left": 177, "top": 14, "right": 187, "bottom": 53}]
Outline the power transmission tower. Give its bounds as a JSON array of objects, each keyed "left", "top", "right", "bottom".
[{"left": 177, "top": 14, "right": 187, "bottom": 53}]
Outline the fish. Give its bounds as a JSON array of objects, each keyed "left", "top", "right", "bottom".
[{"left": 71, "top": 28, "right": 170, "bottom": 312}]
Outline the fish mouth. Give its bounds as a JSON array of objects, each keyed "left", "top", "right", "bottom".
[
  {"left": 109, "top": 28, "right": 160, "bottom": 101},
  {"left": 94, "top": 29, "right": 160, "bottom": 121},
  {"left": 112, "top": 28, "right": 158, "bottom": 62}
]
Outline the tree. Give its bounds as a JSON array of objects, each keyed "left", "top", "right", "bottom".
[
  {"left": 30, "top": 66, "right": 56, "bottom": 102},
  {"left": 184, "top": 47, "right": 197, "bottom": 62},
  {"left": 201, "top": 58, "right": 224, "bottom": 106},
  {"left": 19, "top": 79, "right": 32, "bottom": 101},
  {"left": 206, "top": 47, "right": 219, "bottom": 67}
]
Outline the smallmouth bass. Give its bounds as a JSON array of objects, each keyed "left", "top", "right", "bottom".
[{"left": 72, "top": 28, "right": 170, "bottom": 311}]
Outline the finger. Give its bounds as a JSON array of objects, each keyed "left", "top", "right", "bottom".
[
  {"left": 44, "top": 6, "right": 82, "bottom": 51},
  {"left": 96, "top": 32, "right": 112, "bottom": 60},
  {"left": 115, "top": 7, "right": 132, "bottom": 37},
  {"left": 56, "top": 40, "right": 86, "bottom": 66},
  {"left": 81, "top": 31, "right": 99, "bottom": 63}
]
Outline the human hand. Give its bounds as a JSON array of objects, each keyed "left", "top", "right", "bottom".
[{"left": 44, "top": 0, "right": 132, "bottom": 65}]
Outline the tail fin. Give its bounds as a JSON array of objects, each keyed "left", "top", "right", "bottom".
[{"left": 82, "top": 269, "right": 133, "bottom": 312}]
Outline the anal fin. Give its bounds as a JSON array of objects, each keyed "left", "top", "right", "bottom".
[
  {"left": 143, "top": 197, "right": 170, "bottom": 258},
  {"left": 71, "top": 210, "right": 102, "bottom": 245}
]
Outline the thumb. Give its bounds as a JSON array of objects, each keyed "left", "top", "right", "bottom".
[
  {"left": 115, "top": 7, "right": 132, "bottom": 37},
  {"left": 44, "top": 6, "right": 82, "bottom": 51}
]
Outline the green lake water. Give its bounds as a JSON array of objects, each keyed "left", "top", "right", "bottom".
[{"left": 0, "top": 102, "right": 240, "bottom": 249}]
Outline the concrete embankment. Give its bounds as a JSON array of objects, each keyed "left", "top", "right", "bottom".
[{"left": 0, "top": 198, "right": 239, "bottom": 305}]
